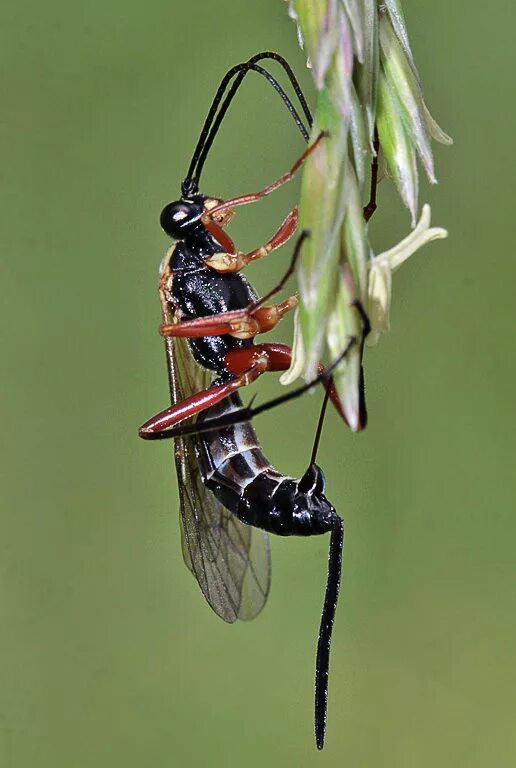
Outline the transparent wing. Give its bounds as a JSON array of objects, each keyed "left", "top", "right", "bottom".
[{"left": 161, "top": 274, "right": 271, "bottom": 623}]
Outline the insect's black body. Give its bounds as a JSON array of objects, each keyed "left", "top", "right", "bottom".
[
  {"left": 163, "top": 214, "right": 338, "bottom": 537},
  {"left": 167, "top": 209, "right": 255, "bottom": 382}
]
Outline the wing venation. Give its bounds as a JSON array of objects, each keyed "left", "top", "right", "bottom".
[{"left": 160, "top": 270, "right": 271, "bottom": 623}]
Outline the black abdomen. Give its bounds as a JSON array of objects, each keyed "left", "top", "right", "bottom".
[{"left": 197, "top": 395, "right": 337, "bottom": 537}]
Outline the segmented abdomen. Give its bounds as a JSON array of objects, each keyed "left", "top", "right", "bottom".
[
  {"left": 197, "top": 394, "right": 285, "bottom": 509},
  {"left": 197, "top": 394, "right": 334, "bottom": 537}
]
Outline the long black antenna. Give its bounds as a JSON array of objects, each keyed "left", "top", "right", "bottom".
[
  {"left": 193, "top": 63, "right": 308, "bottom": 186},
  {"left": 182, "top": 51, "right": 312, "bottom": 197},
  {"left": 187, "top": 52, "right": 312, "bottom": 180},
  {"left": 314, "top": 516, "right": 344, "bottom": 750},
  {"left": 250, "top": 51, "right": 312, "bottom": 127}
]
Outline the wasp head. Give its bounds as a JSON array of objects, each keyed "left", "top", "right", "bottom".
[{"left": 160, "top": 197, "right": 205, "bottom": 239}]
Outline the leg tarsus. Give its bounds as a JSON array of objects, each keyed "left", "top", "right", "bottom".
[
  {"left": 351, "top": 297, "right": 371, "bottom": 339},
  {"left": 363, "top": 201, "right": 377, "bottom": 222},
  {"left": 363, "top": 127, "right": 380, "bottom": 223},
  {"left": 351, "top": 297, "right": 371, "bottom": 431},
  {"left": 249, "top": 229, "right": 309, "bottom": 311}
]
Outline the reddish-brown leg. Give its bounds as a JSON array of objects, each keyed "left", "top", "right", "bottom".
[
  {"left": 205, "top": 208, "right": 298, "bottom": 273},
  {"left": 224, "top": 343, "right": 293, "bottom": 375},
  {"left": 249, "top": 229, "right": 308, "bottom": 311},
  {"left": 202, "top": 218, "right": 237, "bottom": 255},
  {"left": 159, "top": 296, "right": 298, "bottom": 341},
  {"left": 204, "top": 131, "right": 327, "bottom": 218},
  {"left": 226, "top": 343, "right": 350, "bottom": 426},
  {"left": 141, "top": 344, "right": 299, "bottom": 439},
  {"left": 139, "top": 339, "right": 354, "bottom": 440},
  {"left": 139, "top": 355, "right": 270, "bottom": 439},
  {"left": 160, "top": 311, "right": 256, "bottom": 339}
]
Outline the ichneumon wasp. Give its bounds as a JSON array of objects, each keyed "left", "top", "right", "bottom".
[{"left": 139, "top": 51, "right": 373, "bottom": 750}]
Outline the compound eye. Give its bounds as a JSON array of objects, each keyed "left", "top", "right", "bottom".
[
  {"left": 160, "top": 201, "right": 194, "bottom": 238},
  {"left": 171, "top": 205, "right": 189, "bottom": 222}
]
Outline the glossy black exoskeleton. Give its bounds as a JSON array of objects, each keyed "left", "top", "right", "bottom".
[{"left": 161, "top": 195, "right": 257, "bottom": 381}]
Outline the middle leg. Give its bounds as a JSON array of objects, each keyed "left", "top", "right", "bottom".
[{"left": 159, "top": 296, "right": 298, "bottom": 341}]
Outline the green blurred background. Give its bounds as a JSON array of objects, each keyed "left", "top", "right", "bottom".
[{"left": 1, "top": 1, "right": 515, "bottom": 766}]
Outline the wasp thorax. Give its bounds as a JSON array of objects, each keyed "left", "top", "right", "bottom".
[{"left": 160, "top": 198, "right": 204, "bottom": 239}]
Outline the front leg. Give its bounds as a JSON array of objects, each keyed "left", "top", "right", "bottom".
[
  {"left": 202, "top": 131, "right": 327, "bottom": 217},
  {"left": 204, "top": 208, "right": 298, "bottom": 274}
]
